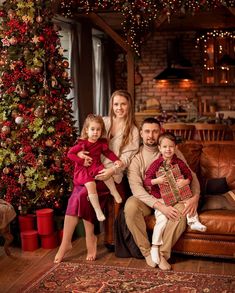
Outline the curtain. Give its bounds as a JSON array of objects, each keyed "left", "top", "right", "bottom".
[
  {"left": 54, "top": 18, "right": 80, "bottom": 132},
  {"left": 92, "top": 34, "right": 112, "bottom": 116}
]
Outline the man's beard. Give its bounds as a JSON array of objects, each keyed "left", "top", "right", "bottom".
[{"left": 145, "top": 140, "right": 158, "bottom": 147}]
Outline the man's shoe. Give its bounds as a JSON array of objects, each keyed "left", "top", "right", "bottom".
[{"left": 158, "top": 254, "right": 171, "bottom": 271}]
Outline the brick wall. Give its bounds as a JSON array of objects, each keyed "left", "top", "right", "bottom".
[{"left": 114, "top": 31, "right": 235, "bottom": 113}]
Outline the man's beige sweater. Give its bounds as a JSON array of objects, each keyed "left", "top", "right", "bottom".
[{"left": 127, "top": 144, "right": 200, "bottom": 208}]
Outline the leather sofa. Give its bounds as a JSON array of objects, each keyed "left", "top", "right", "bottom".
[{"left": 145, "top": 141, "right": 235, "bottom": 259}]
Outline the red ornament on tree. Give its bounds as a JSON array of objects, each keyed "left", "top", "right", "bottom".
[{"left": 38, "top": 35, "right": 45, "bottom": 42}]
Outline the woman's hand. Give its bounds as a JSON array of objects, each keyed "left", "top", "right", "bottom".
[
  {"left": 182, "top": 194, "right": 200, "bottom": 217},
  {"left": 114, "top": 160, "right": 123, "bottom": 168},
  {"left": 77, "top": 151, "right": 92, "bottom": 167},
  {"left": 95, "top": 167, "right": 115, "bottom": 181}
]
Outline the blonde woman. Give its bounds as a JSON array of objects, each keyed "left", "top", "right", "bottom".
[{"left": 54, "top": 90, "right": 140, "bottom": 263}]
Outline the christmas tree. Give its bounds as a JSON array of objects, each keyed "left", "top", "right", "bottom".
[{"left": 0, "top": 0, "right": 77, "bottom": 215}]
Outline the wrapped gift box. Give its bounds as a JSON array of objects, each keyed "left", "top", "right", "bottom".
[{"left": 157, "top": 164, "right": 192, "bottom": 206}]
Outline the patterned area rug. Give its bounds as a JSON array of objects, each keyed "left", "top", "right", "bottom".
[{"left": 22, "top": 262, "right": 235, "bottom": 293}]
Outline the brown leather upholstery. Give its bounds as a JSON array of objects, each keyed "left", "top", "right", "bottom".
[
  {"left": 105, "top": 141, "right": 235, "bottom": 258},
  {"left": 147, "top": 141, "right": 235, "bottom": 258},
  {"left": 177, "top": 142, "right": 202, "bottom": 173},
  {"left": 230, "top": 124, "right": 235, "bottom": 140},
  {"left": 200, "top": 144, "right": 235, "bottom": 190},
  {"left": 146, "top": 210, "right": 235, "bottom": 235}
]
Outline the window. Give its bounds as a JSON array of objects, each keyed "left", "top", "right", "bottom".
[
  {"left": 54, "top": 19, "right": 80, "bottom": 129},
  {"left": 197, "top": 30, "right": 235, "bottom": 85}
]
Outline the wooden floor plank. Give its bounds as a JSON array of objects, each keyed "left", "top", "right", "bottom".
[{"left": 0, "top": 235, "right": 234, "bottom": 292}]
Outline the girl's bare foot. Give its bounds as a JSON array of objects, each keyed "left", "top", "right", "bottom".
[
  {"left": 86, "top": 234, "right": 97, "bottom": 261},
  {"left": 54, "top": 243, "right": 72, "bottom": 263}
]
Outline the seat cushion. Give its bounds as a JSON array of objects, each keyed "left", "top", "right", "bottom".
[
  {"left": 188, "top": 210, "right": 235, "bottom": 235},
  {"left": 146, "top": 210, "right": 235, "bottom": 236}
]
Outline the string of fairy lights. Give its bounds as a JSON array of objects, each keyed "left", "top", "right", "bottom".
[
  {"left": 196, "top": 30, "right": 235, "bottom": 83},
  {"left": 58, "top": 0, "right": 235, "bottom": 55},
  {"left": 196, "top": 30, "right": 235, "bottom": 66}
]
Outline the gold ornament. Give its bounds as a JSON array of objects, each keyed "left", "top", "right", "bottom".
[
  {"left": 19, "top": 89, "right": 28, "bottom": 98},
  {"left": 24, "top": 48, "right": 30, "bottom": 55},
  {"left": 51, "top": 76, "right": 58, "bottom": 87},
  {"left": 18, "top": 173, "right": 25, "bottom": 185},
  {"left": 34, "top": 106, "right": 45, "bottom": 118},
  {"left": 1, "top": 125, "right": 10, "bottom": 134},
  {"left": 44, "top": 188, "right": 56, "bottom": 197},
  {"left": 36, "top": 15, "right": 43, "bottom": 23},
  {"left": 3, "top": 167, "right": 10, "bottom": 174},
  {"left": 31, "top": 66, "right": 42, "bottom": 74},
  {"left": 62, "top": 71, "right": 68, "bottom": 78},
  {"left": 45, "top": 139, "right": 53, "bottom": 147},
  {"left": 8, "top": 9, "right": 15, "bottom": 19},
  {"left": 58, "top": 187, "right": 64, "bottom": 196},
  {"left": 11, "top": 110, "right": 18, "bottom": 118}
]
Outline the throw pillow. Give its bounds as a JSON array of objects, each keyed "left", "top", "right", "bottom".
[{"left": 205, "top": 177, "right": 229, "bottom": 195}]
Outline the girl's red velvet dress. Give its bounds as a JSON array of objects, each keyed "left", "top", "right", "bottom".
[{"left": 66, "top": 138, "right": 125, "bottom": 223}]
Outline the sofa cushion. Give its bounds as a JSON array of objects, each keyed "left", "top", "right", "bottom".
[
  {"left": 178, "top": 142, "right": 202, "bottom": 174},
  {"left": 201, "top": 190, "right": 235, "bottom": 211},
  {"left": 200, "top": 143, "right": 235, "bottom": 190},
  {"left": 201, "top": 195, "right": 235, "bottom": 211}
]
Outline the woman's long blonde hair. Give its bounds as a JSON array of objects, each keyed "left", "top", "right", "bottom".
[
  {"left": 80, "top": 114, "right": 106, "bottom": 139},
  {"left": 108, "top": 90, "right": 137, "bottom": 155}
]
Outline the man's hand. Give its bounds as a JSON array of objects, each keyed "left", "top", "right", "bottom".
[
  {"left": 153, "top": 202, "right": 181, "bottom": 221},
  {"left": 176, "top": 178, "right": 190, "bottom": 188},
  {"left": 160, "top": 205, "right": 181, "bottom": 221},
  {"left": 182, "top": 194, "right": 200, "bottom": 217},
  {"left": 95, "top": 167, "right": 115, "bottom": 181},
  {"left": 77, "top": 150, "right": 92, "bottom": 167}
]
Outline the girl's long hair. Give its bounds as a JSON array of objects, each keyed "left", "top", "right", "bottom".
[
  {"left": 80, "top": 114, "right": 106, "bottom": 139},
  {"left": 108, "top": 90, "right": 137, "bottom": 155}
]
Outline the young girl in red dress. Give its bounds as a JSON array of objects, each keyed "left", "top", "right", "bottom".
[{"left": 68, "top": 114, "right": 123, "bottom": 222}]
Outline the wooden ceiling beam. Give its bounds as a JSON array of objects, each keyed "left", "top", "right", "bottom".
[
  {"left": 87, "top": 12, "right": 129, "bottom": 52},
  {"left": 155, "top": 13, "right": 168, "bottom": 28},
  {"left": 228, "top": 8, "right": 235, "bottom": 16}
]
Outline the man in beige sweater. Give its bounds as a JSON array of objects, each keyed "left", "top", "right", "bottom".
[{"left": 124, "top": 117, "right": 200, "bottom": 270}]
